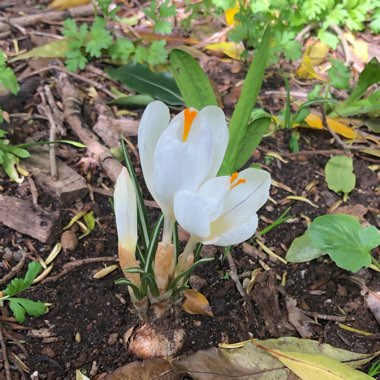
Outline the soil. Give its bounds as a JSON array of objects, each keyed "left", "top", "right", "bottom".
[{"left": 0, "top": 2, "right": 379, "bottom": 380}]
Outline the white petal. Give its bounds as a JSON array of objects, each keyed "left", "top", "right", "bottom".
[
  {"left": 197, "top": 176, "right": 230, "bottom": 221},
  {"left": 203, "top": 169, "right": 271, "bottom": 245},
  {"left": 114, "top": 168, "right": 137, "bottom": 252},
  {"left": 199, "top": 106, "right": 229, "bottom": 178},
  {"left": 223, "top": 168, "right": 271, "bottom": 225},
  {"left": 174, "top": 191, "right": 211, "bottom": 239},
  {"left": 153, "top": 117, "right": 213, "bottom": 216},
  {"left": 205, "top": 213, "right": 259, "bottom": 246},
  {"left": 138, "top": 101, "right": 170, "bottom": 200}
]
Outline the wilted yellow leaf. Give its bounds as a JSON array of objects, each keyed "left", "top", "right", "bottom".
[
  {"left": 182, "top": 289, "right": 214, "bottom": 317},
  {"left": 296, "top": 41, "right": 329, "bottom": 80},
  {"left": 344, "top": 32, "right": 368, "bottom": 62},
  {"left": 48, "top": 0, "right": 90, "bottom": 11},
  {"left": 256, "top": 343, "right": 374, "bottom": 380},
  {"left": 205, "top": 42, "right": 244, "bottom": 60},
  {"left": 225, "top": 3, "right": 239, "bottom": 26},
  {"left": 301, "top": 113, "right": 358, "bottom": 139}
]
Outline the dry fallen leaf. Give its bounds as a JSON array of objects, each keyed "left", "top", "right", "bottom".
[
  {"left": 301, "top": 113, "right": 358, "bottom": 139},
  {"left": 256, "top": 341, "right": 374, "bottom": 380},
  {"left": 174, "top": 337, "right": 377, "bottom": 380},
  {"left": 296, "top": 41, "right": 329, "bottom": 80},
  {"left": 48, "top": 0, "right": 90, "bottom": 10},
  {"left": 344, "top": 32, "right": 369, "bottom": 62},
  {"left": 182, "top": 289, "right": 214, "bottom": 317},
  {"left": 205, "top": 42, "right": 244, "bottom": 60},
  {"left": 366, "top": 290, "right": 380, "bottom": 325},
  {"left": 225, "top": 3, "right": 239, "bottom": 26},
  {"left": 285, "top": 297, "right": 314, "bottom": 338},
  {"left": 103, "top": 358, "right": 182, "bottom": 380}
]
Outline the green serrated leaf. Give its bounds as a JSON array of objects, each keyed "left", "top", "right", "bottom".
[
  {"left": 154, "top": 19, "right": 173, "bottom": 34},
  {"left": 309, "top": 214, "right": 380, "bottom": 272},
  {"left": 108, "top": 38, "right": 135, "bottom": 61},
  {"left": 4, "top": 262, "right": 42, "bottom": 296},
  {"left": 106, "top": 63, "right": 183, "bottom": 105},
  {"left": 86, "top": 17, "right": 113, "bottom": 58},
  {"left": 146, "top": 41, "right": 168, "bottom": 66},
  {"left": 0, "top": 66, "right": 20, "bottom": 95},
  {"left": 325, "top": 155, "right": 356, "bottom": 194},
  {"left": 8, "top": 298, "right": 46, "bottom": 323},
  {"left": 318, "top": 30, "right": 339, "bottom": 49},
  {"left": 170, "top": 49, "right": 217, "bottom": 109}
]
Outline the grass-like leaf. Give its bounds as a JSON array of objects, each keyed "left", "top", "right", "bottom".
[
  {"left": 121, "top": 139, "right": 151, "bottom": 252},
  {"left": 219, "top": 25, "right": 272, "bottom": 175}
]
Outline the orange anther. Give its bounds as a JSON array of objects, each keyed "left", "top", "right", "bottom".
[
  {"left": 229, "top": 172, "right": 239, "bottom": 183},
  {"left": 182, "top": 109, "right": 197, "bottom": 141},
  {"left": 230, "top": 177, "right": 246, "bottom": 190}
]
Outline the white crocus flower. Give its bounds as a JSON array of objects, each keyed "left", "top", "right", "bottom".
[
  {"left": 138, "top": 100, "right": 229, "bottom": 243},
  {"left": 114, "top": 167, "right": 140, "bottom": 289},
  {"left": 174, "top": 168, "right": 271, "bottom": 251}
]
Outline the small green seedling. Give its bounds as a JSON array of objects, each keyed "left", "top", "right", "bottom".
[
  {"left": 0, "top": 262, "right": 47, "bottom": 323},
  {"left": 325, "top": 155, "right": 356, "bottom": 195}
]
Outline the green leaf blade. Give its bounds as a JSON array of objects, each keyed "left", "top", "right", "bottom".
[
  {"left": 219, "top": 25, "right": 271, "bottom": 175},
  {"left": 106, "top": 63, "right": 183, "bottom": 106},
  {"left": 169, "top": 49, "right": 217, "bottom": 109},
  {"left": 309, "top": 214, "right": 377, "bottom": 272}
]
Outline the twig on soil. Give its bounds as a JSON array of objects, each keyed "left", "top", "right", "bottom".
[
  {"left": 300, "top": 310, "right": 350, "bottom": 322},
  {"left": 55, "top": 69, "right": 123, "bottom": 183},
  {"left": 27, "top": 177, "right": 39, "bottom": 205},
  {"left": 0, "top": 254, "right": 27, "bottom": 286},
  {"left": 38, "top": 89, "right": 58, "bottom": 179},
  {"left": 328, "top": 24, "right": 351, "bottom": 65},
  {"left": 44, "top": 85, "right": 65, "bottom": 136},
  {"left": 226, "top": 251, "right": 254, "bottom": 321},
  {"left": 258, "top": 146, "right": 351, "bottom": 157},
  {"left": 0, "top": 4, "right": 95, "bottom": 33},
  {"left": 0, "top": 325, "right": 12, "bottom": 380},
  {"left": 42, "top": 257, "right": 118, "bottom": 283}
]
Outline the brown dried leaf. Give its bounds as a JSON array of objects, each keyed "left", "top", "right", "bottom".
[
  {"left": 182, "top": 289, "right": 214, "bottom": 317},
  {"left": 103, "top": 358, "right": 182, "bottom": 380},
  {"left": 286, "top": 297, "right": 314, "bottom": 338},
  {"left": 366, "top": 290, "right": 380, "bottom": 325}
]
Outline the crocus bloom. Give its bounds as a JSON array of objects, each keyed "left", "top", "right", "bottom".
[
  {"left": 114, "top": 167, "right": 141, "bottom": 289},
  {"left": 138, "top": 101, "right": 229, "bottom": 242},
  {"left": 174, "top": 168, "right": 271, "bottom": 246}
]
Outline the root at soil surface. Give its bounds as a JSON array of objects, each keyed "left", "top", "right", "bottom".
[{"left": 128, "top": 323, "right": 185, "bottom": 359}]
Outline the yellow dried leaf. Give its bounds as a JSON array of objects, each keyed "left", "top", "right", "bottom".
[
  {"left": 225, "top": 3, "right": 239, "bottom": 26},
  {"left": 205, "top": 42, "right": 244, "bottom": 60},
  {"left": 48, "top": 0, "right": 90, "bottom": 10},
  {"left": 344, "top": 32, "right": 368, "bottom": 62},
  {"left": 296, "top": 42, "right": 329, "bottom": 80},
  {"left": 182, "top": 289, "right": 214, "bottom": 317},
  {"left": 302, "top": 113, "right": 358, "bottom": 139},
  {"left": 93, "top": 264, "right": 119, "bottom": 279},
  {"left": 255, "top": 342, "right": 374, "bottom": 380}
]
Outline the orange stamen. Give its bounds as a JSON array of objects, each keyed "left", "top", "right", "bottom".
[
  {"left": 230, "top": 178, "right": 246, "bottom": 189},
  {"left": 229, "top": 172, "right": 239, "bottom": 183},
  {"left": 182, "top": 109, "right": 197, "bottom": 141}
]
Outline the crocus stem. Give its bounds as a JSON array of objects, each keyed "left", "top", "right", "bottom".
[
  {"left": 162, "top": 215, "right": 175, "bottom": 244},
  {"left": 175, "top": 236, "right": 198, "bottom": 277}
]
